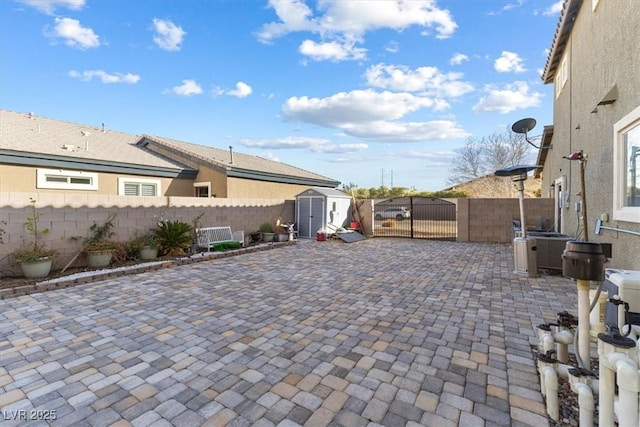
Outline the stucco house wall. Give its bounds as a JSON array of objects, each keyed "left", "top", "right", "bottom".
[{"left": 541, "top": 0, "right": 640, "bottom": 269}]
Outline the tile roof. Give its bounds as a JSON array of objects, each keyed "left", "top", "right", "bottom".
[
  {"left": 0, "top": 109, "right": 191, "bottom": 172},
  {"left": 542, "top": 0, "right": 582, "bottom": 84},
  {"left": 141, "top": 135, "right": 340, "bottom": 185},
  {"left": 1, "top": 109, "right": 339, "bottom": 186}
]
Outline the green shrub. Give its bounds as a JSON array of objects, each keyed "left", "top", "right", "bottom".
[{"left": 155, "top": 220, "right": 193, "bottom": 256}]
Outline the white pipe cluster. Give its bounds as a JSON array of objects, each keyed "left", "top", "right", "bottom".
[{"left": 598, "top": 339, "right": 639, "bottom": 427}]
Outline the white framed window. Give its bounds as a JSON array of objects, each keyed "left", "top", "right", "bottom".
[
  {"left": 193, "top": 182, "right": 211, "bottom": 197},
  {"left": 555, "top": 51, "right": 569, "bottom": 98},
  {"left": 613, "top": 105, "right": 640, "bottom": 223},
  {"left": 118, "top": 177, "right": 161, "bottom": 196},
  {"left": 37, "top": 168, "right": 98, "bottom": 190}
]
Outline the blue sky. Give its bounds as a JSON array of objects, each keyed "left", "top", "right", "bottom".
[{"left": 0, "top": 0, "right": 564, "bottom": 191}]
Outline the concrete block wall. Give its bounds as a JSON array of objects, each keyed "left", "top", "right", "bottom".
[
  {"left": 457, "top": 198, "right": 555, "bottom": 243},
  {"left": 1, "top": 192, "right": 294, "bottom": 275}
]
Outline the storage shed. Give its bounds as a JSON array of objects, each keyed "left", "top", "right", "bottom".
[{"left": 296, "top": 187, "right": 352, "bottom": 238}]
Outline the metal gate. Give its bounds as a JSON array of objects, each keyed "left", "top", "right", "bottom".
[{"left": 373, "top": 197, "right": 456, "bottom": 240}]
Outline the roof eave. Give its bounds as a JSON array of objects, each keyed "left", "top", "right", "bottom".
[
  {"left": 542, "top": 0, "right": 583, "bottom": 84},
  {"left": 0, "top": 149, "right": 198, "bottom": 179},
  {"left": 535, "top": 125, "right": 554, "bottom": 178}
]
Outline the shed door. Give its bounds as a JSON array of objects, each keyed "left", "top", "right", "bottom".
[{"left": 297, "top": 196, "right": 325, "bottom": 238}]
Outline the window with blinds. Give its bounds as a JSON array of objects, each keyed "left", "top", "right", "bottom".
[
  {"left": 123, "top": 182, "right": 157, "bottom": 196},
  {"left": 118, "top": 177, "right": 161, "bottom": 197}
]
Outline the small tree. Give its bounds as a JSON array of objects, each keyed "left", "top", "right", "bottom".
[{"left": 447, "top": 129, "right": 533, "bottom": 197}]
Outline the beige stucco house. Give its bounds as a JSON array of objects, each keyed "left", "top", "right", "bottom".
[
  {"left": 0, "top": 109, "right": 340, "bottom": 199},
  {"left": 539, "top": 0, "right": 639, "bottom": 269}
]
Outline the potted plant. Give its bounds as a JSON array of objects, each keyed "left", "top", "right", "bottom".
[
  {"left": 130, "top": 231, "right": 159, "bottom": 260},
  {"left": 259, "top": 222, "right": 274, "bottom": 242},
  {"left": 274, "top": 224, "right": 288, "bottom": 242},
  {"left": 80, "top": 217, "right": 118, "bottom": 267},
  {"left": 139, "top": 234, "right": 159, "bottom": 260},
  {"left": 11, "top": 198, "right": 56, "bottom": 279}
]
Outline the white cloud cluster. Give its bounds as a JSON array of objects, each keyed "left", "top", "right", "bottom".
[
  {"left": 472, "top": 81, "right": 542, "bottom": 114},
  {"left": 47, "top": 17, "right": 100, "bottom": 49},
  {"left": 282, "top": 88, "right": 469, "bottom": 142},
  {"left": 152, "top": 18, "right": 186, "bottom": 51},
  {"left": 450, "top": 53, "right": 469, "bottom": 66},
  {"left": 240, "top": 136, "right": 367, "bottom": 153},
  {"left": 257, "top": 0, "right": 457, "bottom": 62},
  {"left": 166, "top": 79, "right": 203, "bottom": 96},
  {"left": 17, "top": 0, "right": 85, "bottom": 15},
  {"left": 299, "top": 39, "right": 367, "bottom": 62},
  {"left": 494, "top": 51, "right": 526, "bottom": 73},
  {"left": 68, "top": 70, "right": 140, "bottom": 84},
  {"left": 213, "top": 82, "right": 253, "bottom": 98},
  {"left": 364, "top": 63, "right": 474, "bottom": 98}
]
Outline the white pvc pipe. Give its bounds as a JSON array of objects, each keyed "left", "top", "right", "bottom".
[
  {"left": 553, "top": 328, "right": 574, "bottom": 364},
  {"left": 541, "top": 366, "right": 559, "bottom": 421},
  {"left": 574, "top": 383, "right": 594, "bottom": 427},
  {"left": 541, "top": 331, "right": 555, "bottom": 354},
  {"left": 611, "top": 354, "right": 639, "bottom": 427},
  {"left": 599, "top": 352, "right": 639, "bottom": 427},
  {"left": 577, "top": 279, "right": 591, "bottom": 369}
]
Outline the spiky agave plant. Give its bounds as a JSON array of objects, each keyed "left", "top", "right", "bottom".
[{"left": 155, "top": 220, "right": 194, "bottom": 256}]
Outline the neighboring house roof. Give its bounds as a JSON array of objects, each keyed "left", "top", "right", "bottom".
[
  {"left": 0, "top": 109, "right": 340, "bottom": 187},
  {"left": 0, "top": 109, "right": 195, "bottom": 178},
  {"left": 542, "top": 0, "right": 582, "bottom": 84},
  {"left": 139, "top": 135, "right": 340, "bottom": 187}
]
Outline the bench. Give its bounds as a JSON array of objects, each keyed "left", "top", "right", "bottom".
[{"left": 196, "top": 226, "right": 244, "bottom": 251}]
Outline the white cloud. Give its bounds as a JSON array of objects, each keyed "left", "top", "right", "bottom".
[
  {"left": 494, "top": 51, "right": 526, "bottom": 73},
  {"left": 450, "top": 53, "right": 469, "bottom": 66},
  {"left": 47, "top": 17, "right": 100, "bottom": 49},
  {"left": 16, "top": 0, "right": 85, "bottom": 15},
  {"left": 543, "top": 1, "right": 564, "bottom": 16},
  {"left": 364, "top": 63, "right": 474, "bottom": 98},
  {"left": 166, "top": 79, "right": 202, "bottom": 96},
  {"left": 152, "top": 18, "right": 186, "bottom": 51},
  {"left": 282, "top": 89, "right": 469, "bottom": 142},
  {"left": 240, "top": 136, "right": 367, "bottom": 153},
  {"left": 472, "top": 81, "right": 542, "bottom": 114},
  {"left": 68, "top": 70, "right": 140, "bottom": 84},
  {"left": 228, "top": 82, "right": 253, "bottom": 98},
  {"left": 343, "top": 120, "right": 469, "bottom": 142},
  {"left": 384, "top": 41, "right": 399, "bottom": 53},
  {"left": 283, "top": 89, "right": 440, "bottom": 127},
  {"left": 299, "top": 39, "right": 367, "bottom": 62},
  {"left": 257, "top": 0, "right": 457, "bottom": 61},
  {"left": 213, "top": 82, "right": 253, "bottom": 98}
]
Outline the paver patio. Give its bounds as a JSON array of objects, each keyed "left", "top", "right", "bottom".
[{"left": 0, "top": 238, "right": 577, "bottom": 426}]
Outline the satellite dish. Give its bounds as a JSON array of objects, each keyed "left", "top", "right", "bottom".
[{"left": 511, "top": 118, "right": 536, "bottom": 134}]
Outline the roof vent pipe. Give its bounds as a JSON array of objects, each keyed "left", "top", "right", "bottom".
[
  {"left": 101, "top": 122, "right": 105, "bottom": 132},
  {"left": 229, "top": 146, "right": 234, "bottom": 164}
]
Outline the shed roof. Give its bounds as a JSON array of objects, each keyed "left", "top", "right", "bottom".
[{"left": 296, "top": 187, "right": 351, "bottom": 198}]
